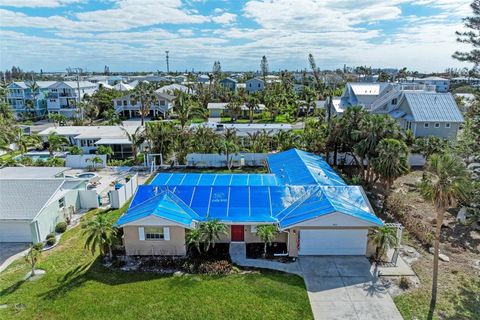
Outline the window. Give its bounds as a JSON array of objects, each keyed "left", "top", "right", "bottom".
[
  {"left": 445, "top": 123, "right": 451, "bottom": 128},
  {"left": 435, "top": 123, "right": 440, "bottom": 128},
  {"left": 145, "top": 227, "right": 164, "bottom": 240},
  {"left": 391, "top": 98, "right": 397, "bottom": 105},
  {"left": 249, "top": 83, "right": 252, "bottom": 87},
  {"left": 59, "top": 197, "right": 65, "bottom": 209},
  {"left": 258, "top": 83, "right": 261, "bottom": 87},
  {"left": 424, "top": 123, "right": 429, "bottom": 128},
  {"left": 116, "top": 101, "right": 121, "bottom": 106},
  {"left": 251, "top": 225, "right": 257, "bottom": 233}
]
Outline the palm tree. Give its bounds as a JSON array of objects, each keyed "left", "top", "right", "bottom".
[
  {"left": 47, "top": 132, "right": 68, "bottom": 156},
  {"left": 256, "top": 225, "right": 279, "bottom": 258},
  {"left": 192, "top": 126, "right": 218, "bottom": 154},
  {"left": 24, "top": 244, "right": 43, "bottom": 277},
  {"left": 82, "top": 214, "right": 117, "bottom": 259},
  {"left": 82, "top": 101, "right": 99, "bottom": 125},
  {"left": 27, "top": 80, "right": 40, "bottom": 118},
  {"left": 226, "top": 99, "right": 242, "bottom": 122},
  {"left": 96, "top": 145, "right": 114, "bottom": 160},
  {"left": 199, "top": 219, "right": 228, "bottom": 252},
  {"left": 86, "top": 155, "right": 104, "bottom": 171},
  {"left": 245, "top": 95, "right": 259, "bottom": 123},
  {"left": 418, "top": 153, "right": 471, "bottom": 314},
  {"left": 186, "top": 227, "right": 203, "bottom": 254},
  {"left": 121, "top": 126, "right": 144, "bottom": 160},
  {"left": 132, "top": 82, "right": 154, "bottom": 126},
  {"left": 173, "top": 91, "right": 202, "bottom": 129},
  {"left": 372, "top": 138, "right": 409, "bottom": 191},
  {"left": 145, "top": 121, "right": 174, "bottom": 159},
  {"left": 102, "top": 109, "right": 121, "bottom": 125},
  {"left": 217, "top": 128, "right": 239, "bottom": 170},
  {"left": 369, "top": 226, "right": 397, "bottom": 262}
]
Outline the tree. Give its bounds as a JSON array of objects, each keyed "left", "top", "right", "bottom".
[
  {"left": 82, "top": 213, "right": 117, "bottom": 260},
  {"left": 185, "top": 227, "right": 203, "bottom": 254},
  {"left": 226, "top": 98, "right": 242, "bottom": 122},
  {"left": 24, "top": 243, "right": 43, "bottom": 277},
  {"left": 245, "top": 94, "right": 259, "bottom": 123},
  {"left": 96, "top": 145, "right": 114, "bottom": 160},
  {"left": 256, "top": 224, "right": 279, "bottom": 258},
  {"left": 418, "top": 153, "right": 471, "bottom": 316},
  {"left": 69, "top": 145, "right": 83, "bottom": 155},
  {"left": 48, "top": 113, "right": 68, "bottom": 127},
  {"left": 146, "top": 121, "right": 174, "bottom": 159},
  {"left": 27, "top": 80, "right": 40, "bottom": 117},
  {"left": 192, "top": 126, "right": 218, "bottom": 154},
  {"left": 199, "top": 219, "right": 228, "bottom": 252},
  {"left": 212, "top": 61, "right": 222, "bottom": 82},
  {"left": 14, "top": 130, "right": 42, "bottom": 154},
  {"left": 132, "top": 82, "right": 154, "bottom": 126},
  {"left": 369, "top": 226, "right": 397, "bottom": 262},
  {"left": 217, "top": 128, "right": 239, "bottom": 170},
  {"left": 453, "top": 0, "right": 480, "bottom": 66},
  {"left": 372, "top": 139, "right": 409, "bottom": 191},
  {"left": 47, "top": 132, "right": 68, "bottom": 156},
  {"left": 260, "top": 55, "right": 269, "bottom": 84},
  {"left": 82, "top": 101, "right": 99, "bottom": 124},
  {"left": 121, "top": 126, "right": 144, "bottom": 159},
  {"left": 86, "top": 155, "right": 103, "bottom": 171},
  {"left": 102, "top": 109, "right": 122, "bottom": 125},
  {"left": 173, "top": 91, "right": 202, "bottom": 129}
]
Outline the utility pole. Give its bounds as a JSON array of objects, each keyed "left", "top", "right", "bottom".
[
  {"left": 69, "top": 67, "right": 83, "bottom": 121},
  {"left": 165, "top": 51, "right": 170, "bottom": 74}
]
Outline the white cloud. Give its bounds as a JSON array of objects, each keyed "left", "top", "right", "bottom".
[
  {"left": 0, "top": 0, "right": 82, "bottom": 7},
  {"left": 212, "top": 12, "right": 237, "bottom": 24}
]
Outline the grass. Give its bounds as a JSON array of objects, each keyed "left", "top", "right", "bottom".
[{"left": 0, "top": 206, "right": 311, "bottom": 320}]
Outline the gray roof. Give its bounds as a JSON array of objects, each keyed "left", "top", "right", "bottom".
[
  {"left": 403, "top": 92, "right": 464, "bottom": 122},
  {"left": 0, "top": 167, "right": 69, "bottom": 179},
  {"left": 0, "top": 179, "right": 64, "bottom": 220}
]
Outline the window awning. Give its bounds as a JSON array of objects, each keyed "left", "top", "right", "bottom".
[{"left": 95, "top": 138, "right": 131, "bottom": 145}]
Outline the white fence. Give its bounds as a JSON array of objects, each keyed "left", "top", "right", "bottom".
[
  {"left": 110, "top": 174, "right": 138, "bottom": 209},
  {"left": 65, "top": 154, "right": 107, "bottom": 169},
  {"left": 186, "top": 153, "right": 269, "bottom": 167},
  {"left": 79, "top": 190, "right": 99, "bottom": 209}
]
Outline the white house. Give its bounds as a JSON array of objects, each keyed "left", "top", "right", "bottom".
[
  {"left": 113, "top": 92, "right": 176, "bottom": 119},
  {"left": 38, "top": 124, "right": 143, "bottom": 159},
  {"left": 46, "top": 81, "right": 98, "bottom": 117},
  {"left": 155, "top": 84, "right": 193, "bottom": 95}
]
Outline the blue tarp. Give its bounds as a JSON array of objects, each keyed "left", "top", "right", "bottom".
[
  {"left": 117, "top": 149, "right": 382, "bottom": 228},
  {"left": 266, "top": 149, "right": 347, "bottom": 186}
]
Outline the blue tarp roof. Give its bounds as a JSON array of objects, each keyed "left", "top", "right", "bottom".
[
  {"left": 117, "top": 149, "right": 382, "bottom": 228},
  {"left": 266, "top": 149, "right": 346, "bottom": 186},
  {"left": 151, "top": 173, "right": 281, "bottom": 186}
]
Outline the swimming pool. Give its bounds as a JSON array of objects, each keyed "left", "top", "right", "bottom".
[{"left": 76, "top": 172, "right": 97, "bottom": 179}]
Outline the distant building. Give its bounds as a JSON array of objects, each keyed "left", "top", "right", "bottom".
[
  {"left": 156, "top": 84, "right": 193, "bottom": 95},
  {"left": 6, "top": 81, "right": 56, "bottom": 119},
  {"left": 246, "top": 78, "right": 265, "bottom": 93},
  {"left": 219, "top": 77, "right": 237, "bottom": 91},
  {"left": 207, "top": 102, "right": 266, "bottom": 118},
  {"left": 197, "top": 74, "right": 210, "bottom": 84},
  {"left": 413, "top": 76, "right": 450, "bottom": 93},
  {"left": 46, "top": 81, "right": 98, "bottom": 117},
  {"left": 113, "top": 92, "right": 176, "bottom": 119}
]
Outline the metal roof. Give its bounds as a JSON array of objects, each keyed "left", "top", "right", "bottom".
[
  {"left": 0, "top": 179, "right": 64, "bottom": 220},
  {"left": 403, "top": 92, "right": 464, "bottom": 122},
  {"left": 266, "top": 149, "right": 346, "bottom": 186},
  {"left": 0, "top": 167, "right": 69, "bottom": 179}
]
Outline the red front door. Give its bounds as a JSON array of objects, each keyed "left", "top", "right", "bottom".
[{"left": 231, "top": 225, "right": 245, "bottom": 242}]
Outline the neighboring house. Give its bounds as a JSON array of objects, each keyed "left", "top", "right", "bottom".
[
  {"left": 87, "top": 75, "right": 123, "bottom": 86},
  {"left": 38, "top": 124, "right": 143, "bottom": 158},
  {"left": 197, "top": 74, "right": 210, "bottom": 83},
  {"left": 0, "top": 175, "right": 91, "bottom": 243},
  {"left": 246, "top": 78, "right": 265, "bottom": 93},
  {"left": 0, "top": 166, "right": 69, "bottom": 179},
  {"left": 219, "top": 77, "right": 237, "bottom": 91},
  {"left": 413, "top": 76, "right": 450, "bottom": 93},
  {"left": 207, "top": 102, "right": 266, "bottom": 118},
  {"left": 340, "top": 82, "right": 390, "bottom": 110},
  {"left": 46, "top": 81, "right": 98, "bottom": 117},
  {"left": 6, "top": 81, "right": 56, "bottom": 119},
  {"left": 113, "top": 92, "right": 176, "bottom": 119},
  {"left": 116, "top": 149, "right": 383, "bottom": 257},
  {"left": 389, "top": 92, "right": 463, "bottom": 139},
  {"left": 156, "top": 84, "right": 193, "bottom": 95},
  {"left": 114, "top": 82, "right": 134, "bottom": 91},
  {"left": 190, "top": 122, "right": 292, "bottom": 138}
]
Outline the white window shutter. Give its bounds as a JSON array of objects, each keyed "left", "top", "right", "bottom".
[
  {"left": 163, "top": 227, "right": 170, "bottom": 241},
  {"left": 138, "top": 227, "right": 145, "bottom": 241}
]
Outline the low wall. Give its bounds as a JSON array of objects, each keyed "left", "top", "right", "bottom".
[
  {"left": 79, "top": 190, "right": 100, "bottom": 209},
  {"left": 186, "top": 153, "right": 269, "bottom": 167},
  {"left": 110, "top": 174, "right": 138, "bottom": 209},
  {"left": 66, "top": 154, "right": 107, "bottom": 169}
]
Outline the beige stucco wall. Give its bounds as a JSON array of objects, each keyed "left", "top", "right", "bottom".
[
  {"left": 217, "top": 225, "right": 288, "bottom": 243},
  {"left": 123, "top": 226, "right": 186, "bottom": 256}
]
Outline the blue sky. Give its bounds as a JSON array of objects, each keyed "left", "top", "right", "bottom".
[{"left": 0, "top": 0, "right": 473, "bottom": 72}]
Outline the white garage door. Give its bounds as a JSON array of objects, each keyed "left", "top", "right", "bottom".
[
  {"left": 299, "top": 229, "right": 367, "bottom": 255},
  {"left": 0, "top": 222, "right": 32, "bottom": 242}
]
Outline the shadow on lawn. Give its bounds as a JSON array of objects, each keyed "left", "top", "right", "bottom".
[
  {"left": 39, "top": 257, "right": 306, "bottom": 300},
  {"left": 0, "top": 279, "right": 26, "bottom": 296}
]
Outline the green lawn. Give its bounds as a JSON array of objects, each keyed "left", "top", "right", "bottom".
[{"left": 0, "top": 207, "right": 311, "bottom": 320}]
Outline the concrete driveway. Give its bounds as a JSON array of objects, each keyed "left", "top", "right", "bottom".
[
  {"left": 299, "top": 256, "right": 403, "bottom": 320},
  {"left": 0, "top": 243, "right": 30, "bottom": 271}
]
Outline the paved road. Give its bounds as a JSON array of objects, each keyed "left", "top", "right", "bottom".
[{"left": 299, "top": 256, "right": 403, "bottom": 320}]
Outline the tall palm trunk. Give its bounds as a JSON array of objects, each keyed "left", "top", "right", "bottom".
[{"left": 428, "top": 209, "right": 444, "bottom": 319}]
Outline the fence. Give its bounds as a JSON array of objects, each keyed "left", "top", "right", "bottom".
[
  {"left": 65, "top": 154, "right": 107, "bottom": 169},
  {"left": 186, "top": 153, "right": 269, "bottom": 167},
  {"left": 110, "top": 174, "right": 139, "bottom": 209}
]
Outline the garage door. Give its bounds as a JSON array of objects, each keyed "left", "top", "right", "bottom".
[
  {"left": 299, "top": 229, "right": 367, "bottom": 255},
  {"left": 0, "top": 222, "right": 32, "bottom": 242}
]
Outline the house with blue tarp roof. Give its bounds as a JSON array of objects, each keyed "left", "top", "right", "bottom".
[{"left": 117, "top": 149, "right": 383, "bottom": 257}]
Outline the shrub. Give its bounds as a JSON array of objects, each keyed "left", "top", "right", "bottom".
[
  {"left": 33, "top": 242, "right": 44, "bottom": 251},
  {"left": 46, "top": 233, "right": 55, "bottom": 240},
  {"left": 46, "top": 237, "right": 56, "bottom": 246},
  {"left": 399, "top": 276, "right": 411, "bottom": 290},
  {"left": 55, "top": 221, "right": 68, "bottom": 233},
  {"left": 197, "top": 260, "right": 232, "bottom": 275}
]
